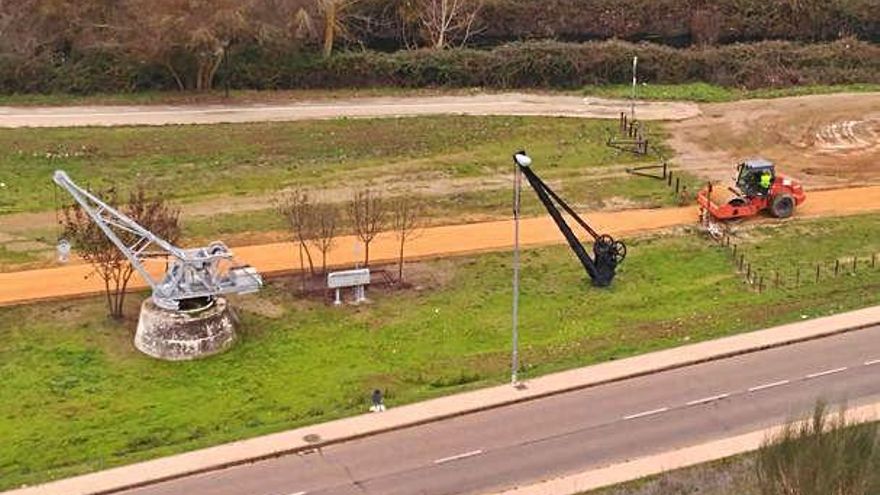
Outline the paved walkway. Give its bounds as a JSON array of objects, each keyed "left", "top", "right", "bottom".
[
  {"left": 3, "top": 185, "right": 880, "bottom": 307},
  {"left": 0, "top": 94, "right": 700, "bottom": 128},
  {"left": 5, "top": 304, "right": 880, "bottom": 495}
]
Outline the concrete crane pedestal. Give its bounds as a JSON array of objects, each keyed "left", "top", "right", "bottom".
[{"left": 135, "top": 297, "right": 238, "bottom": 360}]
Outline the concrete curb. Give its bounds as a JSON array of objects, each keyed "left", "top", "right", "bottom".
[
  {"left": 488, "top": 400, "right": 880, "bottom": 495},
  {"left": 5, "top": 305, "right": 880, "bottom": 495}
]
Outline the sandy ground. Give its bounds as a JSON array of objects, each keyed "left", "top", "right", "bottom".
[
  {"left": 0, "top": 94, "right": 700, "bottom": 128},
  {"left": 667, "top": 93, "right": 880, "bottom": 188},
  {"left": 2, "top": 185, "right": 880, "bottom": 307}
]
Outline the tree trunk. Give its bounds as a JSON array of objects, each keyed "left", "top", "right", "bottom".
[
  {"left": 165, "top": 63, "right": 185, "bottom": 91},
  {"left": 398, "top": 236, "right": 405, "bottom": 282},
  {"left": 300, "top": 240, "right": 316, "bottom": 274},
  {"left": 103, "top": 276, "right": 113, "bottom": 317},
  {"left": 299, "top": 242, "right": 306, "bottom": 293},
  {"left": 323, "top": 1, "right": 337, "bottom": 58},
  {"left": 363, "top": 240, "right": 371, "bottom": 267},
  {"left": 116, "top": 265, "right": 134, "bottom": 319}
]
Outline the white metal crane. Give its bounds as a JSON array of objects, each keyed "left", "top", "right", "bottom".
[{"left": 53, "top": 170, "right": 263, "bottom": 311}]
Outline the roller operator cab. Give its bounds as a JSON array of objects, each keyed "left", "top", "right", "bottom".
[{"left": 698, "top": 158, "right": 806, "bottom": 221}]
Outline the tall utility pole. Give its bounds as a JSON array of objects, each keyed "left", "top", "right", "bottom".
[
  {"left": 630, "top": 56, "right": 638, "bottom": 123},
  {"left": 511, "top": 151, "right": 530, "bottom": 386}
]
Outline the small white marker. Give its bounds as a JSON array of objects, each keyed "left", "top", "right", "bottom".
[
  {"left": 749, "top": 380, "right": 790, "bottom": 392},
  {"left": 806, "top": 367, "right": 847, "bottom": 379},
  {"left": 434, "top": 449, "right": 484, "bottom": 465},
  {"left": 623, "top": 407, "right": 669, "bottom": 421},
  {"left": 865, "top": 359, "right": 880, "bottom": 366},
  {"left": 287, "top": 492, "right": 307, "bottom": 495},
  {"left": 686, "top": 394, "right": 730, "bottom": 406}
]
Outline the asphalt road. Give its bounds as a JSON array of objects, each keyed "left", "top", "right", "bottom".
[{"left": 123, "top": 325, "right": 880, "bottom": 495}]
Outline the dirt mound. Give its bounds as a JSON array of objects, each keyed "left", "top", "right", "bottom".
[
  {"left": 667, "top": 93, "right": 880, "bottom": 188},
  {"left": 812, "top": 118, "right": 880, "bottom": 154}
]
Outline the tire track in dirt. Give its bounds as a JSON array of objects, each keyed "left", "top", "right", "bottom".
[{"left": 2, "top": 185, "right": 880, "bottom": 308}]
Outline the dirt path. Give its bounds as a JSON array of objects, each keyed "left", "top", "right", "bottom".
[
  {"left": 667, "top": 93, "right": 880, "bottom": 188},
  {"left": 3, "top": 185, "right": 880, "bottom": 307},
  {"left": 0, "top": 94, "right": 700, "bottom": 128}
]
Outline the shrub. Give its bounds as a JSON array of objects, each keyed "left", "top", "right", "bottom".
[
  {"left": 756, "top": 401, "right": 880, "bottom": 495},
  {"left": 1, "top": 39, "right": 878, "bottom": 94}
]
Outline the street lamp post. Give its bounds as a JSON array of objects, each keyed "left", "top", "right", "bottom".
[{"left": 511, "top": 151, "right": 531, "bottom": 386}]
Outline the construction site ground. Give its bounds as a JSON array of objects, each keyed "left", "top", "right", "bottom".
[{"left": 1, "top": 92, "right": 879, "bottom": 276}]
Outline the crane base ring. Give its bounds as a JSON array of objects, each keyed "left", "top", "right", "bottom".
[{"left": 135, "top": 296, "right": 238, "bottom": 361}]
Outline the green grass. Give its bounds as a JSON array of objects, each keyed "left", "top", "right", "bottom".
[
  {"left": 0, "top": 87, "right": 485, "bottom": 107},
  {"left": 1, "top": 213, "right": 879, "bottom": 488},
  {"left": 582, "top": 83, "right": 880, "bottom": 103},
  {"left": 0, "top": 116, "right": 653, "bottom": 214}
]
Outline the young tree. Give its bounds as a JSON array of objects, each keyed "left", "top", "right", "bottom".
[
  {"left": 348, "top": 189, "right": 386, "bottom": 267},
  {"left": 277, "top": 189, "right": 317, "bottom": 290},
  {"left": 309, "top": 202, "right": 340, "bottom": 273},
  {"left": 390, "top": 196, "right": 423, "bottom": 282},
  {"left": 61, "top": 184, "right": 180, "bottom": 319}
]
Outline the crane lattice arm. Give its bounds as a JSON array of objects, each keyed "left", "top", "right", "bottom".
[{"left": 53, "top": 170, "right": 262, "bottom": 310}]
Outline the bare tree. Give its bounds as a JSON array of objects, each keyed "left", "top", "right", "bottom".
[
  {"left": 309, "top": 202, "right": 340, "bottom": 273},
  {"left": 348, "top": 189, "right": 386, "bottom": 267},
  {"left": 118, "top": 0, "right": 281, "bottom": 90},
  {"left": 277, "top": 189, "right": 318, "bottom": 287},
  {"left": 390, "top": 197, "right": 423, "bottom": 282},
  {"left": 318, "top": 0, "right": 363, "bottom": 57},
  {"left": 413, "top": 0, "right": 482, "bottom": 49},
  {"left": 61, "top": 184, "right": 180, "bottom": 319}
]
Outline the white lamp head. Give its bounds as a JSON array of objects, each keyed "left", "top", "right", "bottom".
[{"left": 513, "top": 151, "right": 532, "bottom": 168}]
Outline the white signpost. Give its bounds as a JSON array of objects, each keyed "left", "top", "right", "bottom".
[{"left": 328, "top": 268, "right": 371, "bottom": 305}]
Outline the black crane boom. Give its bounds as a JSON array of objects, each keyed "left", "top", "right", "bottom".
[{"left": 515, "top": 156, "right": 626, "bottom": 287}]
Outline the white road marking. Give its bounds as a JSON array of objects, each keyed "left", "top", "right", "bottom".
[
  {"left": 865, "top": 359, "right": 880, "bottom": 366},
  {"left": 806, "top": 367, "right": 847, "bottom": 379},
  {"left": 686, "top": 393, "right": 730, "bottom": 406},
  {"left": 749, "top": 380, "right": 790, "bottom": 392},
  {"left": 623, "top": 407, "right": 669, "bottom": 420},
  {"left": 433, "top": 449, "right": 484, "bottom": 465},
  {"left": 286, "top": 492, "right": 307, "bottom": 495}
]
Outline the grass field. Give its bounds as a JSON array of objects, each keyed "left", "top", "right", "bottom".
[
  {"left": 1, "top": 213, "right": 879, "bottom": 489},
  {"left": 0, "top": 116, "right": 655, "bottom": 214},
  {"left": 581, "top": 83, "right": 880, "bottom": 103},
  {"left": 0, "top": 115, "right": 683, "bottom": 271},
  {"left": 0, "top": 87, "right": 486, "bottom": 107},
  {"left": 1, "top": 84, "right": 876, "bottom": 107}
]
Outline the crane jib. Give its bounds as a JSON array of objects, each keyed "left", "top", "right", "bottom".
[{"left": 517, "top": 165, "right": 625, "bottom": 288}]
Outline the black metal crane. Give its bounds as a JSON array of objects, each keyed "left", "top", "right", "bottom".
[{"left": 514, "top": 151, "right": 626, "bottom": 287}]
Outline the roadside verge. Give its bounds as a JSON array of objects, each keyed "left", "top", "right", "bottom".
[
  {"left": 490, "top": 400, "right": 880, "bottom": 495},
  {"left": 5, "top": 305, "right": 880, "bottom": 495}
]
